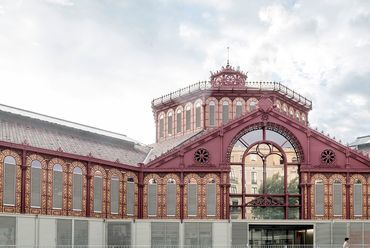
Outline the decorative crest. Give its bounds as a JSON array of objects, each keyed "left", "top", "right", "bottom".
[{"left": 210, "top": 64, "right": 247, "bottom": 88}]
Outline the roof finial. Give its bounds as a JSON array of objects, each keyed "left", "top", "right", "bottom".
[{"left": 227, "top": 46, "right": 230, "bottom": 66}]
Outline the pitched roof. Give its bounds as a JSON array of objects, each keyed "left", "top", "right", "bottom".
[{"left": 0, "top": 108, "right": 151, "bottom": 165}]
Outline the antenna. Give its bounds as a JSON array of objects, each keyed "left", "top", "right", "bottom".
[{"left": 227, "top": 46, "right": 230, "bottom": 66}]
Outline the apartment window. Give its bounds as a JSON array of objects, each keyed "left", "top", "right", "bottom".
[
  {"left": 167, "top": 178, "right": 176, "bottom": 216},
  {"left": 148, "top": 179, "right": 157, "bottom": 216},
  {"left": 126, "top": 177, "right": 135, "bottom": 216},
  {"left": 209, "top": 101, "right": 215, "bottom": 126},
  {"left": 236, "top": 101, "right": 243, "bottom": 118},
  {"left": 94, "top": 172, "right": 103, "bottom": 212},
  {"left": 151, "top": 222, "right": 179, "bottom": 246},
  {"left": 3, "top": 156, "right": 16, "bottom": 205},
  {"left": 53, "top": 164, "right": 63, "bottom": 209},
  {"left": 72, "top": 167, "right": 82, "bottom": 211},
  {"left": 252, "top": 186, "right": 258, "bottom": 194},
  {"left": 176, "top": 109, "right": 182, "bottom": 133},
  {"left": 31, "top": 160, "right": 42, "bottom": 208},
  {"left": 111, "top": 176, "right": 119, "bottom": 214},
  {"left": 222, "top": 101, "right": 229, "bottom": 124}
]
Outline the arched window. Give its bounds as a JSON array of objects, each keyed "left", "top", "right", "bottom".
[
  {"left": 176, "top": 109, "right": 182, "bottom": 133},
  {"left": 93, "top": 171, "right": 103, "bottom": 213},
  {"left": 3, "top": 156, "right": 16, "bottom": 205},
  {"left": 167, "top": 178, "right": 176, "bottom": 216},
  {"left": 222, "top": 101, "right": 229, "bottom": 124},
  {"left": 126, "top": 177, "right": 135, "bottom": 216},
  {"left": 110, "top": 175, "right": 119, "bottom": 214},
  {"left": 159, "top": 114, "right": 164, "bottom": 138},
  {"left": 188, "top": 178, "right": 197, "bottom": 216},
  {"left": 289, "top": 108, "right": 294, "bottom": 118},
  {"left": 301, "top": 114, "right": 306, "bottom": 123},
  {"left": 276, "top": 101, "right": 281, "bottom": 111},
  {"left": 195, "top": 102, "right": 201, "bottom": 128},
  {"left": 353, "top": 179, "right": 362, "bottom": 216},
  {"left": 185, "top": 105, "right": 191, "bottom": 131},
  {"left": 53, "top": 164, "right": 63, "bottom": 209},
  {"left": 209, "top": 101, "right": 215, "bottom": 126},
  {"left": 31, "top": 160, "right": 42, "bottom": 208},
  {"left": 206, "top": 178, "right": 216, "bottom": 216},
  {"left": 295, "top": 111, "right": 300, "bottom": 121},
  {"left": 315, "top": 180, "right": 324, "bottom": 216},
  {"left": 72, "top": 167, "right": 83, "bottom": 211},
  {"left": 167, "top": 112, "right": 173, "bottom": 135},
  {"left": 282, "top": 104, "right": 288, "bottom": 114},
  {"left": 333, "top": 180, "right": 342, "bottom": 216},
  {"left": 235, "top": 101, "right": 243, "bottom": 118},
  {"left": 249, "top": 100, "right": 257, "bottom": 111},
  {"left": 148, "top": 179, "right": 157, "bottom": 216}
]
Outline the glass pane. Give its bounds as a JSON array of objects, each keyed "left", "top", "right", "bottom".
[
  {"left": 167, "top": 183, "right": 176, "bottom": 216},
  {"left": 31, "top": 166, "right": 41, "bottom": 207},
  {"left": 333, "top": 183, "right": 342, "bottom": 216},
  {"left": 245, "top": 155, "right": 263, "bottom": 194},
  {"left": 176, "top": 113, "right": 182, "bottom": 132},
  {"left": 222, "top": 104, "right": 229, "bottom": 123},
  {"left": 195, "top": 107, "right": 201, "bottom": 128},
  {"left": 53, "top": 170, "right": 63, "bottom": 209},
  {"left": 315, "top": 183, "right": 324, "bottom": 216},
  {"left": 74, "top": 220, "right": 88, "bottom": 245},
  {"left": 209, "top": 105, "right": 215, "bottom": 126},
  {"left": 111, "top": 178, "right": 119, "bottom": 214},
  {"left": 288, "top": 207, "right": 299, "bottom": 219},
  {"left": 206, "top": 183, "right": 216, "bottom": 216},
  {"left": 107, "top": 222, "right": 131, "bottom": 246},
  {"left": 0, "top": 216, "right": 16, "bottom": 245},
  {"left": 94, "top": 176, "right": 102, "bottom": 212},
  {"left": 4, "top": 162, "right": 16, "bottom": 205},
  {"left": 287, "top": 165, "right": 299, "bottom": 194},
  {"left": 126, "top": 182, "right": 135, "bottom": 215},
  {"left": 248, "top": 206, "right": 284, "bottom": 220},
  {"left": 73, "top": 173, "right": 82, "bottom": 210},
  {"left": 354, "top": 184, "right": 362, "bottom": 216},
  {"left": 148, "top": 184, "right": 157, "bottom": 216},
  {"left": 186, "top": 110, "right": 191, "bottom": 130},
  {"left": 265, "top": 154, "right": 284, "bottom": 194},
  {"left": 159, "top": 118, "right": 164, "bottom": 137},
  {"left": 56, "top": 219, "right": 72, "bottom": 246},
  {"left": 236, "top": 105, "right": 242, "bottom": 118},
  {"left": 230, "top": 200, "right": 242, "bottom": 219},
  {"left": 188, "top": 184, "right": 197, "bottom": 216}
]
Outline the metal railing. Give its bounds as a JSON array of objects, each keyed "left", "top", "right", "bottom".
[
  {"left": 152, "top": 81, "right": 312, "bottom": 109},
  {"left": 1, "top": 245, "right": 370, "bottom": 248}
]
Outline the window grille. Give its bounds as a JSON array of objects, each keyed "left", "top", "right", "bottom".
[
  {"left": 176, "top": 111, "right": 182, "bottom": 133},
  {"left": 186, "top": 109, "right": 191, "bottom": 130},
  {"left": 354, "top": 183, "right": 362, "bottom": 216},
  {"left": 72, "top": 167, "right": 82, "bottom": 211},
  {"left": 333, "top": 182, "right": 342, "bottom": 216},
  {"left": 209, "top": 103, "right": 215, "bottom": 126},
  {"left": 195, "top": 106, "right": 201, "bottom": 128},
  {"left": 56, "top": 219, "right": 72, "bottom": 246},
  {"left": 167, "top": 181, "right": 176, "bottom": 216},
  {"left": 315, "top": 181, "right": 324, "bottom": 216},
  {"left": 168, "top": 115, "right": 173, "bottom": 134},
  {"left": 222, "top": 102, "right": 229, "bottom": 124},
  {"left": 159, "top": 118, "right": 164, "bottom": 138},
  {"left": 148, "top": 182, "right": 157, "bottom": 216},
  {"left": 74, "top": 220, "right": 88, "bottom": 246},
  {"left": 4, "top": 156, "right": 16, "bottom": 205},
  {"left": 236, "top": 102, "right": 242, "bottom": 118},
  {"left": 206, "top": 182, "right": 216, "bottom": 216}
]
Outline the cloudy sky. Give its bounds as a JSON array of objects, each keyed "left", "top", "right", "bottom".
[{"left": 0, "top": 0, "right": 369, "bottom": 145}]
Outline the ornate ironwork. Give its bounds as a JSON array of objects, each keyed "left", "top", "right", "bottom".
[
  {"left": 210, "top": 65, "right": 247, "bottom": 88},
  {"left": 245, "top": 196, "right": 284, "bottom": 207},
  {"left": 321, "top": 149, "right": 335, "bottom": 165},
  {"left": 194, "top": 148, "right": 210, "bottom": 164}
]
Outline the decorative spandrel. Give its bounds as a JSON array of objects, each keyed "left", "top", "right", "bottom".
[{"left": 210, "top": 64, "right": 247, "bottom": 88}]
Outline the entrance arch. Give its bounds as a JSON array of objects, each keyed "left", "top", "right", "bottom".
[{"left": 228, "top": 122, "right": 304, "bottom": 220}]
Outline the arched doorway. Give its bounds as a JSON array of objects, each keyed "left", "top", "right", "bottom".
[{"left": 228, "top": 123, "right": 303, "bottom": 220}]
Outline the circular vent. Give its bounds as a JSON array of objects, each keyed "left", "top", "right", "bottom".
[
  {"left": 321, "top": 149, "right": 335, "bottom": 165},
  {"left": 194, "top": 148, "right": 210, "bottom": 164}
]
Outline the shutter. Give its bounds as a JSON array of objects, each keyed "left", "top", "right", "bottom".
[
  {"left": 94, "top": 176, "right": 102, "bottom": 212},
  {"left": 4, "top": 162, "right": 16, "bottom": 205},
  {"left": 165, "top": 222, "right": 179, "bottom": 245},
  {"left": 209, "top": 105, "right": 215, "bottom": 126},
  {"left": 333, "top": 222, "right": 347, "bottom": 245},
  {"left": 0, "top": 216, "right": 16, "bottom": 245},
  {"left": 53, "top": 170, "right": 63, "bottom": 209},
  {"left": 107, "top": 222, "right": 131, "bottom": 246},
  {"left": 56, "top": 219, "right": 72, "bottom": 246},
  {"left": 184, "top": 222, "right": 198, "bottom": 245},
  {"left": 176, "top": 113, "right": 182, "bottom": 132},
  {"left": 349, "top": 222, "right": 363, "bottom": 245},
  {"left": 199, "top": 222, "right": 212, "bottom": 247},
  {"left": 74, "top": 220, "right": 88, "bottom": 245},
  {"left": 126, "top": 182, "right": 135, "bottom": 215},
  {"left": 222, "top": 104, "right": 229, "bottom": 123},
  {"left": 167, "top": 183, "right": 176, "bottom": 216},
  {"left": 111, "top": 178, "right": 119, "bottom": 214},
  {"left": 354, "top": 184, "right": 362, "bottom": 216},
  {"left": 232, "top": 222, "right": 248, "bottom": 246},
  {"left": 206, "top": 183, "right": 216, "bottom": 216},
  {"left": 148, "top": 184, "right": 157, "bottom": 216},
  {"left": 196, "top": 107, "right": 201, "bottom": 128},
  {"left": 236, "top": 105, "right": 242, "bottom": 118},
  {"left": 315, "top": 183, "right": 324, "bottom": 216},
  {"left": 188, "top": 184, "right": 197, "bottom": 216},
  {"left": 73, "top": 173, "right": 82, "bottom": 210},
  {"left": 333, "top": 183, "right": 342, "bottom": 216},
  {"left": 31, "top": 166, "right": 41, "bottom": 207},
  {"left": 315, "top": 223, "right": 331, "bottom": 245}
]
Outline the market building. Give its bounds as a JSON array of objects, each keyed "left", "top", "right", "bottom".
[{"left": 0, "top": 64, "right": 369, "bottom": 247}]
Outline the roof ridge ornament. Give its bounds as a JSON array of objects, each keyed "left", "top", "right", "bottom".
[{"left": 210, "top": 63, "right": 247, "bottom": 88}]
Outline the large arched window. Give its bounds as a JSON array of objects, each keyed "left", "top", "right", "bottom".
[
  {"left": 3, "top": 156, "right": 16, "bottom": 205},
  {"left": 229, "top": 125, "right": 301, "bottom": 219},
  {"left": 332, "top": 180, "right": 342, "bottom": 216},
  {"left": 148, "top": 178, "right": 157, "bottom": 216},
  {"left": 31, "top": 160, "right": 42, "bottom": 208},
  {"left": 206, "top": 178, "right": 216, "bottom": 216},
  {"left": 209, "top": 101, "right": 215, "bottom": 126},
  {"left": 222, "top": 101, "right": 229, "bottom": 124},
  {"left": 185, "top": 105, "right": 191, "bottom": 131},
  {"left": 353, "top": 179, "right": 363, "bottom": 217},
  {"left": 235, "top": 101, "right": 243, "bottom": 118},
  {"left": 93, "top": 171, "right": 103, "bottom": 213},
  {"left": 72, "top": 167, "right": 83, "bottom": 211},
  {"left": 53, "top": 164, "right": 63, "bottom": 209},
  {"left": 249, "top": 100, "right": 257, "bottom": 111}
]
